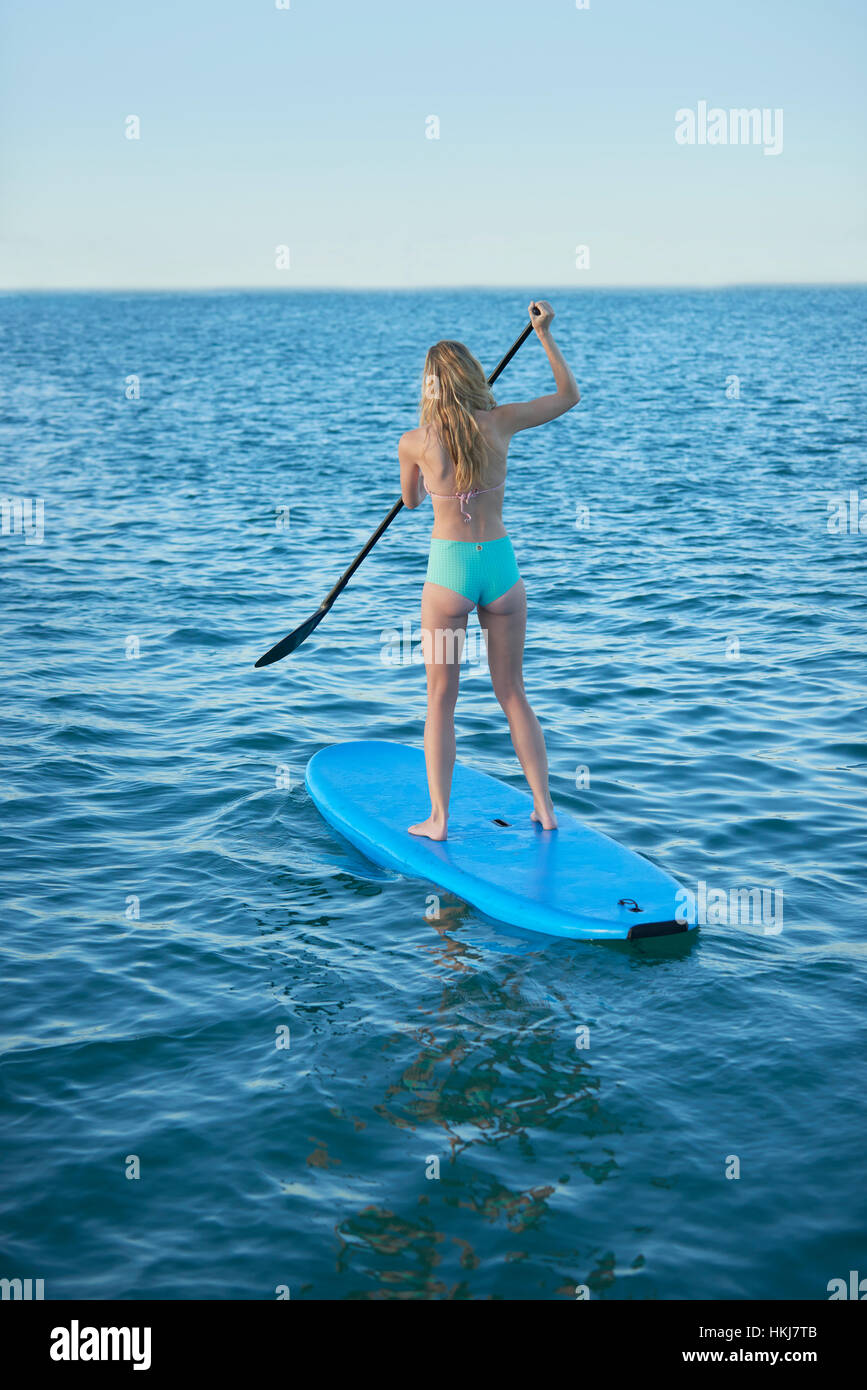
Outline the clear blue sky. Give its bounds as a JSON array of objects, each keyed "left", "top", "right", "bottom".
[{"left": 1, "top": 0, "right": 864, "bottom": 288}]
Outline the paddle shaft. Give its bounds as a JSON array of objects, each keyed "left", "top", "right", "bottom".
[{"left": 318, "top": 317, "right": 537, "bottom": 612}]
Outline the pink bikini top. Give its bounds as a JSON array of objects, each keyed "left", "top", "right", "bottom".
[{"left": 424, "top": 477, "right": 505, "bottom": 522}]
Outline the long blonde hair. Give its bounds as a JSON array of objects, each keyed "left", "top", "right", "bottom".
[{"left": 419, "top": 341, "right": 495, "bottom": 493}]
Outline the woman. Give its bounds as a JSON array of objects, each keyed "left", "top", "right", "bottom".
[{"left": 399, "top": 300, "right": 580, "bottom": 841}]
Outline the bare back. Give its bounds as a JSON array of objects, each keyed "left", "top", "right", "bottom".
[
  {"left": 408, "top": 408, "right": 511, "bottom": 542},
  {"left": 399, "top": 305, "right": 580, "bottom": 541}
]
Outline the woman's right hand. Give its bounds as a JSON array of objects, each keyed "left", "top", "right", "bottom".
[{"left": 529, "top": 299, "right": 554, "bottom": 334}]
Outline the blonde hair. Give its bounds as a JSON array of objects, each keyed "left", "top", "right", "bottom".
[{"left": 419, "top": 341, "right": 495, "bottom": 493}]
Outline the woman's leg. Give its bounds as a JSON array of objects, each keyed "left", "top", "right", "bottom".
[
  {"left": 478, "top": 579, "right": 557, "bottom": 829},
  {"left": 409, "top": 581, "right": 474, "bottom": 840}
]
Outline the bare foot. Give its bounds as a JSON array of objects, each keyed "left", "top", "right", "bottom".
[
  {"left": 409, "top": 815, "right": 448, "bottom": 841},
  {"left": 531, "top": 805, "right": 558, "bottom": 830}
]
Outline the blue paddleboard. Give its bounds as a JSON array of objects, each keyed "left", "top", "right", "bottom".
[{"left": 305, "top": 741, "right": 693, "bottom": 942}]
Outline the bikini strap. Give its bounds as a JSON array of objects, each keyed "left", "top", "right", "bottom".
[{"left": 424, "top": 478, "right": 505, "bottom": 523}]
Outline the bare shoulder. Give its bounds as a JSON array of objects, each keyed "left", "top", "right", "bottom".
[
  {"left": 399, "top": 426, "right": 424, "bottom": 458},
  {"left": 483, "top": 403, "right": 520, "bottom": 442}
]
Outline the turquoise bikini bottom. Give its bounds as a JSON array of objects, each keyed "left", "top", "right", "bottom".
[{"left": 425, "top": 535, "right": 521, "bottom": 607}]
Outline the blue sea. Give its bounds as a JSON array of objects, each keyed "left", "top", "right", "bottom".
[{"left": 1, "top": 287, "right": 865, "bottom": 1300}]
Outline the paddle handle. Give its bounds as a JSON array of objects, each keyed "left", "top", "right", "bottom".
[{"left": 486, "top": 319, "right": 535, "bottom": 386}]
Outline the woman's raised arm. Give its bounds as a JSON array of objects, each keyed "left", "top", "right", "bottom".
[{"left": 493, "top": 300, "right": 580, "bottom": 436}]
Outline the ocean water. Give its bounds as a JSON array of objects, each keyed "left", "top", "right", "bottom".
[{"left": 1, "top": 287, "right": 865, "bottom": 1301}]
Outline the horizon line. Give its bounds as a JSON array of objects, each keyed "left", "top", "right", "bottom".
[{"left": 1, "top": 280, "right": 865, "bottom": 296}]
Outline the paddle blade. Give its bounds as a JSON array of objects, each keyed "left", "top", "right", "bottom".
[{"left": 254, "top": 605, "right": 330, "bottom": 667}]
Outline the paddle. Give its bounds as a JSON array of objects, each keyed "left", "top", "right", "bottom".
[{"left": 254, "top": 311, "right": 539, "bottom": 667}]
